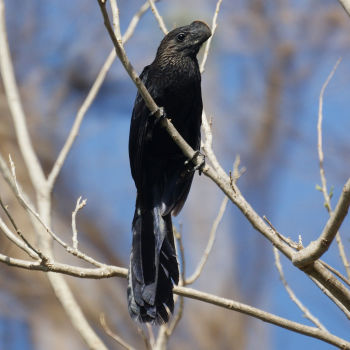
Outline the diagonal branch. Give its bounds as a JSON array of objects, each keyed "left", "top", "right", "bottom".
[
  {"left": 0, "top": 196, "right": 44, "bottom": 258},
  {"left": 97, "top": 0, "right": 201, "bottom": 165},
  {"left": 174, "top": 286, "right": 350, "bottom": 349},
  {"left": 148, "top": 0, "right": 168, "bottom": 34},
  {"left": 200, "top": 0, "right": 222, "bottom": 73},
  {"left": 0, "top": 215, "right": 40, "bottom": 260}
]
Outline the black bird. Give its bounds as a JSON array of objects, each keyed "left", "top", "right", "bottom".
[{"left": 128, "top": 21, "right": 211, "bottom": 323}]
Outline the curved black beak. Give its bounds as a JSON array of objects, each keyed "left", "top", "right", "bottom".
[{"left": 189, "top": 21, "right": 212, "bottom": 47}]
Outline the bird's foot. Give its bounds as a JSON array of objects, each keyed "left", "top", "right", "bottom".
[
  {"left": 184, "top": 151, "right": 206, "bottom": 176},
  {"left": 151, "top": 107, "right": 167, "bottom": 126}
]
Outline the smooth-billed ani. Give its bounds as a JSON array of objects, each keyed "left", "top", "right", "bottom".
[{"left": 128, "top": 21, "right": 211, "bottom": 323}]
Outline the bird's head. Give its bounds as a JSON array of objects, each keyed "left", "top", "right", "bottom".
[{"left": 156, "top": 21, "right": 212, "bottom": 63}]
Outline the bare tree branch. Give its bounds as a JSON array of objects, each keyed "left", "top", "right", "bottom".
[
  {"left": 264, "top": 216, "right": 302, "bottom": 251},
  {"left": 148, "top": 0, "right": 168, "bottom": 35},
  {"left": 109, "top": 0, "right": 122, "bottom": 43},
  {"left": 136, "top": 325, "right": 152, "bottom": 350},
  {"left": 0, "top": 214, "right": 40, "bottom": 260},
  {"left": 0, "top": 253, "right": 128, "bottom": 278},
  {"left": 274, "top": 248, "right": 327, "bottom": 331},
  {"left": 174, "top": 286, "right": 350, "bottom": 349},
  {"left": 186, "top": 195, "right": 228, "bottom": 285},
  {"left": 309, "top": 275, "right": 350, "bottom": 320},
  {"left": 100, "top": 314, "right": 135, "bottom": 350},
  {"left": 320, "top": 261, "right": 350, "bottom": 287},
  {"left": 72, "top": 196, "right": 87, "bottom": 250},
  {"left": 167, "top": 228, "right": 185, "bottom": 338},
  {"left": 317, "top": 59, "right": 342, "bottom": 211},
  {"left": 292, "top": 179, "right": 350, "bottom": 267},
  {"left": 186, "top": 157, "right": 243, "bottom": 285},
  {"left": 0, "top": 196, "right": 44, "bottom": 260},
  {"left": 200, "top": 0, "right": 223, "bottom": 73}
]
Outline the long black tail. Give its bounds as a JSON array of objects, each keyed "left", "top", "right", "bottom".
[{"left": 127, "top": 201, "right": 179, "bottom": 324}]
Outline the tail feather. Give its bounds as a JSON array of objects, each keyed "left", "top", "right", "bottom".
[{"left": 127, "top": 202, "right": 179, "bottom": 324}]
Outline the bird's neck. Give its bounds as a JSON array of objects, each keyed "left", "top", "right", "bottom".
[{"left": 152, "top": 55, "right": 200, "bottom": 84}]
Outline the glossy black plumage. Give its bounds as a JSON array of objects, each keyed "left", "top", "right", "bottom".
[{"left": 128, "top": 21, "right": 211, "bottom": 323}]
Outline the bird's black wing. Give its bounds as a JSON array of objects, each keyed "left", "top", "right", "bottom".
[
  {"left": 128, "top": 65, "right": 165, "bottom": 190},
  {"left": 161, "top": 82, "right": 203, "bottom": 216}
]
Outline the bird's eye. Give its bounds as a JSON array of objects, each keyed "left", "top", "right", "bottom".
[{"left": 176, "top": 33, "right": 186, "bottom": 42}]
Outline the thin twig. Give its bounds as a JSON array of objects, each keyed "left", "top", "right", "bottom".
[
  {"left": 72, "top": 196, "right": 87, "bottom": 250},
  {"left": 320, "top": 260, "right": 350, "bottom": 287},
  {"left": 186, "top": 195, "right": 228, "bottom": 285},
  {"left": 317, "top": 58, "right": 342, "bottom": 211},
  {"left": 148, "top": 0, "right": 168, "bottom": 35},
  {"left": 167, "top": 294, "right": 184, "bottom": 337},
  {"left": 167, "top": 227, "right": 185, "bottom": 337},
  {"left": 123, "top": 2, "right": 152, "bottom": 43},
  {"left": 273, "top": 247, "right": 327, "bottom": 331},
  {"left": 263, "top": 216, "right": 301, "bottom": 250},
  {"left": 135, "top": 326, "right": 152, "bottom": 350},
  {"left": 309, "top": 275, "right": 350, "bottom": 320},
  {"left": 200, "top": 0, "right": 223, "bottom": 73},
  {"left": 153, "top": 326, "right": 167, "bottom": 350},
  {"left": 335, "top": 233, "right": 350, "bottom": 279},
  {"left": 0, "top": 196, "right": 45, "bottom": 260},
  {"left": 187, "top": 156, "right": 241, "bottom": 285},
  {"left": 199, "top": 0, "right": 226, "bottom": 179},
  {"left": 100, "top": 314, "right": 135, "bottom": 350},
  {"left": 174, "top": 226, "right": 186, "bottom": 283},
  {"left": 201, "top": 111, "right": 228, "bottom": 181},
  {"left": 146, "top": 324, "right": 155, "bottom": 348},
  {"left": 316, "top": 57, "right": 350, "bottom": 279},
  {"left": 0, "top": 215, "right": 40, "bottom": 260},
  {"left": 109, "top": 0, "right": 122, "bottom": 42}
]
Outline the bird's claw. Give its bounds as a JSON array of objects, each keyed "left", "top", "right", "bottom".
[
  {"left": 151, "top": 107, "right": 167, "bottom": 126},
  {"left": 184, "top": 151, "right": 206, "bottom": 176}
]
